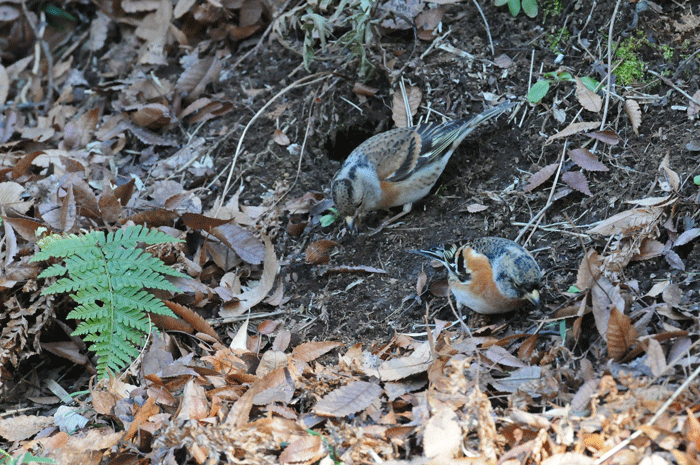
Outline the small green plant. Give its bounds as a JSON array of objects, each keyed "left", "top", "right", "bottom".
[
  {"left": 615, "top": 36, "right": 646, "bottom": 85},
  {"left": 0, "top": 449, "right": 55, "bottom": 464},
  {"left": 694, "top": 175, "right": 700, "bottom": 186},
  {"left": 495, "top": 0, "right": 538, "bottom": 18},
  {"left": 320, "top": 207, "right": 339, "bottom": 227},
  {"left": 546, "top": 26, "right": 570, "bottom": 53},
  {"left": 660, "top": 44, "right": 673, "bottom": 61},
  {"left": 541, "top": 0, "right": 562, "bottom": 22},
  {"left": 527, "top": 71, "right": 599, "bottom": 104},
  {"left": 298, "top": 0, "right": 375, "bottom": 77},
  {"left": 31, "top": 225, "right": 185, "bottom": 377}
]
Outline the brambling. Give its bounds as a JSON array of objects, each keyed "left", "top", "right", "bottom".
[
  {"left": 413, "top": 237, "right": 542, "bottom": 315},
  {"left": 331, "top": 102, "right": 516, "bottom": 230}
]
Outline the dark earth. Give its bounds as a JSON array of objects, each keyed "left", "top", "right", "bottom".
[{"left": 215, "top": 0, "right": 700, "bottom": 350}]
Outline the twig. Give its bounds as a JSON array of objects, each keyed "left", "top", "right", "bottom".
[
  {"left": 600, "top": 0, "right": 623, "bottom": 131},
  {"left": 594, "top": 361, "right": 700, "bottom": 464},
  {"left": 472, "top": 0, "right": 494, "bottom": 56},
  {"left": 214, "top": 71, "right": 331, "bottom": 213},
  {"left": 516, "top": 143, "right": 567, "bottom": 245},
  {"left": 648, "top": 69, "right": 700, "bottom": 106}
]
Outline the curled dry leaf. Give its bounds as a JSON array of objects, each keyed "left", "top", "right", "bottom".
[
  {"left": 625, "top": 99, "right": 642, "bottom": 135},
  {"left": 466, "top": 203, "right": 489, "bottom": 213},
  {"left": 658, "top": 152, "right": 680, "bottom": 192},
  {"left": 575, "top": 77, "right": 602, "bottom": 112},
  {"left": 568, "top": 148, "right": 608, "bottom": 171},
  {"left": 546, "top": 121, "right": 600, "bottom": 144},
  {"left": 523, "top": 163, "right": 558, "bottom": 192},
  {"left": 392, "top": 86, "right": 422, "bottom": 128},
  {"left": 576, "top": 250, "right": 601, "bottom": 291},
  {"left": 305, "top": 239, "right": 338, "bottom": 265},
  {"left": 606, "top": 307, "right": 638, "bottom": 361},
  {"left": 353, "top": 82, "right": 378, "bottom": 97},
  {"left": 415, "top": 6, "right": 445, "bottom": 41},
  {"left": 273, "top": 129, "right": 290, "bottom": 146}
]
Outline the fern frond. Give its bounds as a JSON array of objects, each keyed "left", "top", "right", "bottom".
[{"left": 33, "top": 225, "right": 188, "bottom": 378}]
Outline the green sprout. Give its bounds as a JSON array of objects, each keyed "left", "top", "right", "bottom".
[
  {"left": 494, "top": 0, "right": 538, "bottom": 18},
  {"left": 320, "top": 207, "right": 339, "bottom": 227}
]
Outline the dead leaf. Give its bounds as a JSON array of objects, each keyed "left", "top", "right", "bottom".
[
  {"left": 305, "top": 239, "right": 338, "bottom": 264},
  {"left": 423, "top": 408, "right": 461, "bottom": 459},
  {"left": 625, "top": 99, "right": 642, "bottom": 135},
  {"left": 562, "top": 171, "right": 592, "bottom": 196},
  {"left": 314, "top": 381, "right": 383, "bottom": 417},
  {"left": 523, "top": 163, "right": 558, "bottom": 192},
  {"left": 392, "top": 86, "right": 422, "bottom": 128},
  {"left": 546, "top": 121, "right": 600, "bottom": 143},
  {"left": 688, "top": 90, "right": 700, "bottom": 119},
  {"left": 658, "top": 152, "right": 680, "bottom": 192},
  {"left": 576, "top": 250, "right": 601, "bottom": 291},
  {"left": 588, "top": 205, "right": 664, "bottom": 236},
  {"left": 575, "top": 77, "right": 602, "bottom": 112},
  {"left": 273, "top": 129, "right": 290, "bottom": 146},
  {"left": 279, "top": 435, "right": 325, "bottom": 465},
  {"left": 353, "top": 82, "right": 378, "bottom": 97},
  {"left": 568, "top": 148, "right": 608, "bottom": 171},
  {"left": 584, "top": 130, "right": 619, "bottom": 145},
  {"left": 415, "top": 6, "right": 445, "bottom": 41},
  {"left": 219, "top": 235, "right": 279, "bottom": 317},
  {"left": 291, "top": 341, "right": 343, "bottom": 363},
  {"left": 606, "top": 307, "right": 638, "bottom": 361},
  {"left": 379, "top": 342, "right": 432, "bottom": 381},
  {"left": 0, "top": 65, "right": 8, "bottom": 106}
]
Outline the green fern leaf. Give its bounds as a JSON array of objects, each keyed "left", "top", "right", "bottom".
[{"left": 32, "top": 225, "right": 187, "bottom": 378}]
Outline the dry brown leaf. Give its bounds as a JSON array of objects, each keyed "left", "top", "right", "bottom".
[
  {"left": 353, "top": 82, "right": 378, "bottom": 97},
  {"left": 606, "top": 307, "right": 638, "bottom": 361},
  {"left": 494, "top": 54, "right": 514, "bottom": 68},
  {"left": 273, "top": 129, "right": 290, "bottom": 146},
  {"left": 659, "top": 152, "right": 680, "bottom": 192},
  {"left": 416, "top": 271, "right": 427, "bottom": 295},
  {"left": 88, "top": 11, "right": 110, "bottom": 51},
  {"left": 639, "top": 425, "right": 681, "bottom": 451},
  {"left": 546, "top": 121, "right": 600, "bottom": 143},
  {"left": 60, "top": 184, "right": 76, "bottom": 232},
  {"left": 584, "top": 130, "right": 620, "bottom": 145},
  {"left": 0, "top": 415, "right": 54, "bottom": 442},
  {"left": 378, "top": 342, "right": 432, "bottom": 381},
  {"left": 175, "top": 56, "right": 221, "bottom": 100},
  {"left": 211, "top": 222, "right": 265, "bottom": 264},
  {"left": 279, "top": 435, "right": 325, "bottom": 465},
  {"left": 423, "top": 408, "right": 461, "bottom": 459},
  {"left": 674, "top": 228, "right": 700, "bottom": 247},
  {"left": 305, "top": 239, "right": 338, "bottom": 264},
  {"left": 256, "top": 350, "right": 287, "bottom": 377},
  {"left": 686, "top": 408, "right": 700, "bottom": 450},
  {"left": 131, "top": 103, "right": 176, "bottom": 129},
  {"left": 591, "top": 276, "right": 625, "bottom": 337},
  {"left": 644, "top": 338, "right": 668, "bottom": 377},
  {"left": 0, "top": 181, "right": 32, "bottom": 214},
  {"left": 689, "top": 90, "right": 700, "bottom": 119},
  {"left": 466, "top": 203, "right": 488, "bottom": 213},
  {"left": 177, "top": 379, "right": 209, "bottom": 421},
  {"left": 219, "top": 235, "right": 279, "bottom": 317},
  {"left": 314, "top": 381, "right": 383, "bottom": 417},
  {"left": 291, "top": 341, "right": 343, "bottom": 363},
  {"left": 568, "top": 148, "right": 608, "bottom": 171},
  {"left": 625, "top": 99, "right": 642, "bottom": 135},
  {"left": 632, "top": 238, "right": 665, "bottom": 261},
  {"left": 561, "top": 171, "right": 592, "bottom": 196},
  {"left": 415, "top": 6, "right": 445, "bottom": 41},
  {"left": 575, "top": 77, "right": 602, "bottom": 112},
  {"left": 588, "top": 205, "right": 664, "bottom": 236},
  {"left": 523, "top": 163, "right": 558, "bottom": 192},
  {"left": 392, "top": 86, "right": 422, "bottom": 128},
  {"left": 576, "top": 250, "right": 601, "bottom": 291},
  {"left": 569, "top": 378, "right": 600, "bottom": 414}
]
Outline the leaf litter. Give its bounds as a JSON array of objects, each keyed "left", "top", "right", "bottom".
[{"left": 0, "top": 0, "right": 699, "bottom": 464}]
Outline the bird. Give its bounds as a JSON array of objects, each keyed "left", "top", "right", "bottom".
[
  {"left": 331, "top": 101, "right": 516, "bottom": 231},
  {"left": 412, "top": 237, "right": 542, "bottom": 315}
]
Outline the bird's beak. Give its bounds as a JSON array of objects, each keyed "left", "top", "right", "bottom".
[
  {"left": 524, "top": 289, "right": 540, "bottom": 307},
  {"left": 345, "top": 216, "right": 358, "bottom": 233}
]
